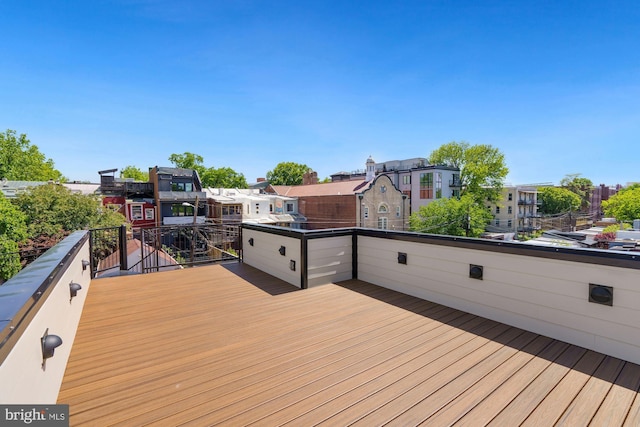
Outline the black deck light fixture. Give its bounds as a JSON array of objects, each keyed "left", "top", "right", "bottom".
[
  {"left": 82, "top": 259, "right": 90, "bottom": 271},
  {"left": 42, "top": 329, "right": 63, "bottom": 362},
  {"left": 279, "top": 245, "right": 286, "bottom": 256},
  {"left": 397, "top": 252, "right": 407, "bottom": 265},
  {"left": 248, "top": 238, "right": 254, "bottom": 246},
  {"left": 69, "top": 282, "right": 82, "bottom": 300},
  {"left": 589, "top": 284, "right": 613, "bottom": 306},
  {"left": 469, "top": 264, "right": 483, "bottom": 280},
  {"left": 290, "top": 260, "right": 296, "bottom": 271}
]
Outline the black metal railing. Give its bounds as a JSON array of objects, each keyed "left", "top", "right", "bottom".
[{"left": 89, "top": 223, "right": 241, "bottom": 277}]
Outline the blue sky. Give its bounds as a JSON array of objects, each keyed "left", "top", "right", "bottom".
[{"left": 2, "top": 1, "right": 639, "bottom": 186}]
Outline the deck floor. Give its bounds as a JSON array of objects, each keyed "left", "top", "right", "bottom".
[{"left": 58, "top": 263, "right": 640, "bottom": 426}]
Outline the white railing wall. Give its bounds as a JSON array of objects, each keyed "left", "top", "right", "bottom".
[
  {"left": 243, "top": 227, "right": 302, "bottom": 288},
  {"left": 241, "top": 224, "right": 640, "bottom": 365},
  {"left": 356, "top": 234, "right": 640, "bottom": 365},
  {"left": 0, "top": 231, "right": 92, "bottom": 403},
  {"left": 307, "top": 235, "right": 353, "bottom": 287}
]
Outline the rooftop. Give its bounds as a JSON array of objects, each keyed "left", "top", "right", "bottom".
[{"left": 58, "top": 263, "right": 640, "bottom": 425}]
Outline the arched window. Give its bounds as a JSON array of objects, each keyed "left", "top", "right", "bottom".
[{"left": 378, "top": 203, "right": 388, "bottom": 213}]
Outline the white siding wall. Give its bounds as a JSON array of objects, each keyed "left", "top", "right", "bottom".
[
  {"left": 242, "top": 229, "right": 301, "bottom": 288},
  {"left": 0, "top": 238, "right": 92, "bottom": 403},
  {"left": 307, "top": 236, "right": 353, "bottom": 287},
  {"left": 357, "top": 235, "right": 640, "bottom": 365}
]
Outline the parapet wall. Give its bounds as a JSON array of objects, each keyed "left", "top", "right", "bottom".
[
  {"left": 0, "top": 232, "right": 92, "bottom": 403},
  {"left": 242, "top": 224, "right": 640, "bottom": 365}
]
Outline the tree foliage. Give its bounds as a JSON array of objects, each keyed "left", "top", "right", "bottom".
[
  {"left": 0, "top": 193, "right": 28, "bottom": 280},
  {"left": 428, "top": 141, "right": 508, "bottom": 202},
  {"left": 168, "top": 152, "right": 205, "bottom": 170},
  {"left": 0, "top": 129, "right": 65, "bottom": 181},
  {"left": 168, "top": 152, "right": 248, "bottom": 188},
  {"left": 601, "top": 187, "right": 640, "bottom": 223},
  {"left": 537, "top": 186, "right": 581, "bottom": 215},
  {"left": 560, "top": 174, "right": 593, "bottom": 212},
  {"left": 200, "top": 167, "right": 248, "bottom": 188},
  {"left": 409, "top": 194, "right": 492, "bottom": 237},
  {"left": 120, "top": 165, "right": 149, "bottom": 182},
  {"left": 13, "top": 183, "right": 126, "bottom": 237},
  {"left": 266, "top": 162, "right": 310, "bottom": 186}
]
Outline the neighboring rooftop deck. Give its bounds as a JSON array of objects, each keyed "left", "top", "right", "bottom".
[{"left": 59, "top": 263, "right": 640, "bottom": 426}]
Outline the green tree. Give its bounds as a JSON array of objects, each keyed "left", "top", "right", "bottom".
[
  {"left": 0, "top": 129, "right": 65, "bottom": 181},
  {"left": 200, "top": 167, "right": 248, "bottom": 188},
  {"left": 601, "top": 187, "right": 640, "bottom": 223},
  {"left": 168, "top": 152, "right": 247, "bottom": 188},
  {"left": 0, "top": 193, "right": 28, "bottom": 280},
  {"left": 13, "top": 183, "right": 126, "bottom": 237},
  {"left": 428, "top": 141, "right": 508, "bottom": 202},
  {"left": 120, "top": 165, "right": 149, "bottom": 182},
  {"left": 266, "top": 162, "right": 310, "bottom": 185},
  {"left": 168, "top": 152, "right": 205, "bottom": 171},
  {"left": 560, "top": 174, "right": 593, "bottom": 212},
  {"left": 537, "top": 187, "right": 581, "bottom": 215},
  {"left": 409, "top": 195, "right": 492, "bottom": 237}
]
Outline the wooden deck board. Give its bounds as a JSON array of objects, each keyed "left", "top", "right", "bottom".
[{"left": 58, "top": 263, "right": 640, "bottom": 426}]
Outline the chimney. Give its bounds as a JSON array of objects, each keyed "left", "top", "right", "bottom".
[
  {"left": 257, "top": 178, "right": 266, "bottom": 182},
  {"left": 303, "top": 170, "right": 319, "bottom": 185}
]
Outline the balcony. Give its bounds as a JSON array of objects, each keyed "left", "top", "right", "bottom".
[
  {"left": 517, "top": 199, "right": 537, "bottom": 205},
  {"left": 1, "top": 225, "right": 639, "bottom": 424},
  {"left": 449, "top": 178, "right": 462, "bottom": 188}
]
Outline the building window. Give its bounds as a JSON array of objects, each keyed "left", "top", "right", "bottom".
[
  {"left": 435, "top": 172, "right": 442, "bottom": 199},
  {"left": 420, "top": 173, "right": 433, "bottom": 199},
  {"left": 145, "top": 208, "right": 155, "bottom": 220},
  {"left": 378, "top": 204, "right": 388, "bottom": 213},
  {"left": 495, "top": 219, "right": 500, "bottom": 226},
  {"left": 402, "top": 175, "right": 411, "bottom": 185},
  {"left": 508, "top": 206, "right": 512, "bottom": 214},
  {"left": 508, "top": 219, "right": 512, "bottom": 228},
  {"left": 131, "top": 205, "right": 143, "bottom": 220},
  {"left": 508, "top": 193, "right": 513, "bottom": 201},
  {"left": 222, "top": 205, "right": 241, "bottom": 216},
  {"left": 364, "top": 207, "right": 369, "bottom": 219},
  {"left": 286, "top": 203, "right": 294, "bottom": 213},
  {"left": 171, "top": 204, "right": 193, "bottom": 216},
  {"left": 270, "top": 204, "right": 273, "bottom": 213},
  {"left": 171, "top": 182, "right": 193, "bottom": 192},
  {"left": 452, "top": 189, "right": 460, "bottom": 198},
  {"left": 396, "top": 206, "right": 401, "bottom": 217},
  {"left": 495, "top": 206, "right": 500, "bottom": 214},
  {"left": 378, "top": 217, "right": 388, "bottom": 230}
]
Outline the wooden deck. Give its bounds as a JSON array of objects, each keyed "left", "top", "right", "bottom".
[{"left": 58, "top": 263, "right": 640, "bottom": 426}]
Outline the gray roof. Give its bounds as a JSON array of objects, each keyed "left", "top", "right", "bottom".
[{"left": 156, "top": 167, "right": 196, "bottom": 177}]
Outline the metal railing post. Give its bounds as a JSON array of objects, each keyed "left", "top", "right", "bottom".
[{"left": 119, "top": 224, "right": 128, "bottom": 272}]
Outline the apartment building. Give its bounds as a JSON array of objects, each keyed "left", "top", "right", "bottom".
[{"left": 486, "top": 185, "right": 541, "bottom": 236}]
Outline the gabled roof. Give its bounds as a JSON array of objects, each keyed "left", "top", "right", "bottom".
[{"left": 271, "top": 179, "right": 369, "bottom": 197}]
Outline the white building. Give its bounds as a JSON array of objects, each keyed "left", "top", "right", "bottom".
[
  {"left": 486, "top": 185, "right": 541, "bottom": 236},
  {"left": 378, "top": 163, "right": 462, "bottom": 214},
  {"left": 205, "top": 188, "right": 305, "bottom": 228}
]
